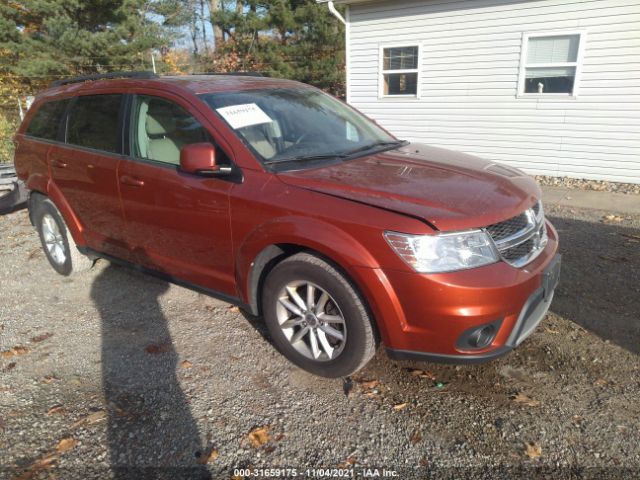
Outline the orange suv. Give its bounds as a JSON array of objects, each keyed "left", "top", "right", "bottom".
[{"left": 14, "top": 72, "right": 560, "bottom": 377}]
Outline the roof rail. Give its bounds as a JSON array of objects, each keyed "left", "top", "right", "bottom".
[
  {"left": 50, "top": 71, "right": 158, "bottom": 88},
  {"left": 191, "top": 72, "right": 264, "bottom": 77}
]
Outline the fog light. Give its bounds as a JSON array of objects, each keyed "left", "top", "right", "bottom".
[
  {"left": 456, "top": 319, "right": 503, "bottom": 351},
  {"left": 469, "top": 325, "right": 495, "bottom": 348}
]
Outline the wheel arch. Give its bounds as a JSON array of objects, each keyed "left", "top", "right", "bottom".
[
  {"left": 236, "top": 218, "right": 384, "bottom": 339},
  {"left": 28, "top": 181, "right": 86, "bottom": 247}
]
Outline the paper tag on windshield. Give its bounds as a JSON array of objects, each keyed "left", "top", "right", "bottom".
[{"left": 216, "top": 103, "right": 272, "bottom": 129}]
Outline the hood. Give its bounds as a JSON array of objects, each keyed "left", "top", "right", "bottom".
[{"left": 277, "top": 143, "right": 542, "bottom": 232}]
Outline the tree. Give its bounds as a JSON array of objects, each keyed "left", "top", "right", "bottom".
[
  {"left": 0, "top": 0, "right": 167, "bottom": 82},
  {"left": 207, "top": 0, "right": 345, "bottom": 96}
]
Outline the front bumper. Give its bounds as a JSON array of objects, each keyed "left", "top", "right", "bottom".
[
  {"left": 386, "top": 266, "right": 558, "bottom": 363},
  {"left": 355, "top": 220, "right": 560, "bottom": 362}
]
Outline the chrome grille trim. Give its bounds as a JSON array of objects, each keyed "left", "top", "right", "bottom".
[{"left": 484, "top": 201, "right": 547, "bottom": 268}]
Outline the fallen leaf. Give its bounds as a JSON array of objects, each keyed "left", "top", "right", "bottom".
[
  {"left": 181, "top": 360, "right": 193, "bottom": 369},
  {"left": 619, "top": 233, "right": 640, "bottom": 242},
  {"left": 197, "top": 447, "right": 219, "bottom": 464},
  {"left": 594, "top": 378, "right": 608, "bottom": 386},
  {"left": 393, "top": 402, "right": 408, "bottom": 411},
  {"left": 46, "top": 405, "right": 65, "bottom": 416},
  {"left": 337, "top": 456, "right": 356, "bottom": 468},
  {"left": 15, "top": 453, "right": 58, "bottom": 480},
  {"left": 229, "top": 306, "right": 240, "bottom": 313},
  {"left": 525, "top": 441, "right": 542, "bottom": 459},
  {"left": 72, "top": 410, "right": 107, "bottom": 429},
  {"left": 410, "top": 429, "right": 422, "bottom": 444},
  {"left": 3, "top": 362, "right": 16, "bottom": 372},
  {"left": 30, "top": 332, "right": 54, "bottom": 343},
  {"left": 358, "top": 379, "right": 379, "bottom": 390},
  {"left": 544, "top": 327, "right": 560, "bottom": 334},
  {"left": 409, "top": 369, "right": 437, "bottom": 380},
  {"left": 145, "top": 343, "right": 171, "bottom": 354},
  {"left": 511, "top": 393, "right": 541, "bottom": 407},
  {"left": 56, "top": 437, "right": 78, "bottom": 453},
  {"left": 602, "top": 214, "right": 624, "bottom": 223},
  {"left": 1, "top": 345, "right": 29, "bottom": 358},
  {"left": 598, "top": 255, "right": 627, "bottom": 262},
  {"left": 248, "top": 426, "right": 270, "bottom": 448},
  {"left": 419, "top": 456, "right": 429, "bottom": 467},
  {"left": 42, "top": 375, "right": 59, "bottom": 384}
]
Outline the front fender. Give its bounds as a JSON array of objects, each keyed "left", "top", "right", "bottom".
[{"left": 236, "top": 215, "right": 380, "bottom": 310}]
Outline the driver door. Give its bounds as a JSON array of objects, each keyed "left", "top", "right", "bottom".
[{"left": 118, "top": 92, "right": 236, "bottom": 296}]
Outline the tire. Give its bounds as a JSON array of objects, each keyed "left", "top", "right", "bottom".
[
  {"left": 261, "top": 252, "right": 376, "bottom": 378},
  {"left": 33, "top": 196, "right": 93, "bottom": 276}
]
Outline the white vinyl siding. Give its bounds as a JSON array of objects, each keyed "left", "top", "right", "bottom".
[{"left": 346, "top": 0, "right": 640, "bottom": 183}]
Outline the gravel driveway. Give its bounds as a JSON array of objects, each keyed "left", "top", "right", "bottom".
[{"left": 1, "top": 202, "right": 639, "bottom": 479}]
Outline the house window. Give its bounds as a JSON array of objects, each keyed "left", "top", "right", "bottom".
[
  {"left": 381, "top": 46, "right": 419, "bottom": 97},
  {"left": 519, "top": 32, "right": 585, "bottom": 96}
]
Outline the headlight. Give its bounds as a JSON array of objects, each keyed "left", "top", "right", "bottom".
[{"left": 384, "top": 230, "right": 499, "bottom": 273}]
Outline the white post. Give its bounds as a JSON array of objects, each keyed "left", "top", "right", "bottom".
[
  {"left": 17, "top": 98, "right": 24, "bottom": 121},
  {"left": 151, "top": 52, "right": 157, "bottom": 74}
]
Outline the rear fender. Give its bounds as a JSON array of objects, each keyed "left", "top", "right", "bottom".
[{"left": 40, "top": 179, "right": 87, "bottom": 247}]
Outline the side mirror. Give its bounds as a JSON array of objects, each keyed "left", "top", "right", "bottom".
[{"left": 180, "top": 143, "right": 232, "bottom": 177}]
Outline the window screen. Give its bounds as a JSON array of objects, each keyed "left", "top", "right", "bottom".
[
  {"left": 523, "top": 34, "right": 581, "bottom": 95},
  {"left": 67, "top": 95, "right": 123, "bottom": 153},
  {"left": 25, "top": 100, "right": 68, "bottom": 141}
]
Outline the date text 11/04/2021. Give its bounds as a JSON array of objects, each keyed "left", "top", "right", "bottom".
[{"left": 232, "top": 468, "right": 400, "bottom": 477}]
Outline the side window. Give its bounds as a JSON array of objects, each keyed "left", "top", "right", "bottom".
[
  {"left": 67, "top": 95, "right": 123, "bottom": 153},
  {"left": 25, "top": 99, "right": 68, "bottom": 140},
  {"left": 130, "top": 95, "right": 219, "bottom": 166}
]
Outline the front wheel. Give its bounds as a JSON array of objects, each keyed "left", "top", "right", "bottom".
[{"left": 262, "top": 253, "right": 376, "bottom": 378}]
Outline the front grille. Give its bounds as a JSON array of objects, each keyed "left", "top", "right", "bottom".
[
  {"left": 485, "top": 202, "right": 547, "bottom": 268},
  {"left": 485, "top": 212, "right": 529, "bottom": 242}
]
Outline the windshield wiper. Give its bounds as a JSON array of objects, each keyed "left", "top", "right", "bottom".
[
  {"left": 264, "top": 153, "right": 347, "bottom": 165},
  {"left": 342, "top": 140, "right": 407, "bottom": 157}
]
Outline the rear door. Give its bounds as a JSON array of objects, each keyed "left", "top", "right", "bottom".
[
  {"left": 50, "top": 94, "right": 129, "bottom": 259},
  {"left": 118, "top": 92, "right": 236, "bottom": 296},
  {"left": 14, "top": 99, "right": 69, "bottom": 193}
]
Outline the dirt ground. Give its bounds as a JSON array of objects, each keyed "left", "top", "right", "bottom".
[{"left": 1, "top": 201, "right": 639, "bottom": 479}]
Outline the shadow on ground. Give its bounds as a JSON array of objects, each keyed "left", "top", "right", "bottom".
[
  {"left": 91, "top": 263, "right": 212, "bottom": 479},
  {"left": 548, "top": 214, "right": 640, "bottom": 355}
]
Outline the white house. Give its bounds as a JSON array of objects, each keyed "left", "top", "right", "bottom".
[{"left": 319, "top": 0, "right": 640, "bottom": 184}]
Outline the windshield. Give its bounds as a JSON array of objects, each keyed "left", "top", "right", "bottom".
[{"left": 200, "top": 88, "right": 400, "bottom": 168}]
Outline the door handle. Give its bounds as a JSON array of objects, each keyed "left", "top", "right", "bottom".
[
  {"left": 120, "top": 175, "right": 145, "bottom": 187},
  {"left": 50, "top": 158, "right": 68, "bottom": 168}
]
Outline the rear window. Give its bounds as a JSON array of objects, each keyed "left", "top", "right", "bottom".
[
  {"left": 67, "top": 94, "right": 123, "bottom": 153},
  {"left": 25, "top": 100, "right": 68, "bottom": 141}
]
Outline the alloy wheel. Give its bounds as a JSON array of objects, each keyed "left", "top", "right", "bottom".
[
  {"left": 41, "top": 214, "right": 66, "bottom": 265},
  {"left": 276, "top": 281, "right": 347, "bottom": 361}
]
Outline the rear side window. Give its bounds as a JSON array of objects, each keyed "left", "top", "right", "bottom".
[
  {"left": 25, "top": 100, "right": 68, "bottom": 140},
  {"left": 67, "top": 95, "right": 123, "bottom": 153}
]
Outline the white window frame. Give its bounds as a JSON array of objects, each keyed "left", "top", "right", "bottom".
[
  {"left": 517, "top": 30, "right": 586, "bottom": 98},
  {"left": 379, "top": 44, "right": 421, "bottom": 99}
]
